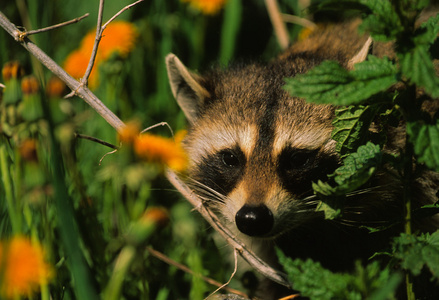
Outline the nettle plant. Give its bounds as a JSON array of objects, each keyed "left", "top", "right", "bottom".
[{"left": 281, "top": 0, "right": 439, "bottom": 299}]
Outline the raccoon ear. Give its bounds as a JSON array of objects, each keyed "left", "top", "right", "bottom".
[
  {"left": 347, "top": 36, "right": 372, "bottom": 70},
  {"left": 166, "top": 54, "right": 211, "bottom": 123}
]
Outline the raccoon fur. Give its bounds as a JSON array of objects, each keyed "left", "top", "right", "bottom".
[{"left": 166, "top": 19, "right": 439, "bottom": 298}]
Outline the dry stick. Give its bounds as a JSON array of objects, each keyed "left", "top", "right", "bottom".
[
  {"left": 147, "top": 247, "right": 248, "bottom": 298},
  {"left": 0, "top": 11, "right": 125, "bottom": 132},
  {"left": 102, "top": 0, "right": 145, "bottom": 30},
  {"left": 82, "top": 0, "right": 105, "bottom": 84},
  {"left": 0, "top": 6, "right": 291, "bottom": 291},
  {"left": 166, "top": 170, "right": 292, "bottom": 289},
  {"left": 18, "top": 13, "right": 89, "bottom": 39},
  {"left": 265, "top": 0, "right": 290, "bottom": 50}
]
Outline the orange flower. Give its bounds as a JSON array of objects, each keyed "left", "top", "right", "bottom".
[
  {"left": 0, "top": 236, "right": 53, "bottom": 299},
  {"left": 134, "top": 132, "right": 188, "bottom": 172},
  {"left": 64, "top": 21, "right": 138, "bottom": 89},
  {"left": 118, "top": 120, "right": 141, "bottom": 144},
  {"left": 21, "top": 75, "right": 40, "bottom": 95},
  {"left": 182, "top": 0, "right": 227, "bottom": 15},
  {"left": 46, "top": 76, "right": 66, "bottom": 98}
]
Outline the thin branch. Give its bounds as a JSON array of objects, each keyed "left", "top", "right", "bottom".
[
  {"left": 265, "top": 0, "right": 290, "bottom": 49},
  {"left": 147, "top": 247, "right": 248, "bottom": 298},
  {"left": 18, "top": 13, "right": 89, "bottom": 39},
  {"left": 82, "top": 0, "right": 105, "bottom": 84},
  {"left": 205, "top": 249, "right": 240, "bottom": 299},
  {"left": 75, "top": 133, "right": 118, "bottom": 149},
  {"left": 102, "top": 0, "right": 145, "bottom": 30},
  {"left": 165, "top": 170, "right": 292, "bottom": 289},
  {"left": 0, "top": 11, "right": 125, "bottom": 132}
]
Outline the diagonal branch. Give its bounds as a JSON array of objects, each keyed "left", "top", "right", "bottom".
[{"left": 0, "top": 11, "right": 125, "bottom": 132}]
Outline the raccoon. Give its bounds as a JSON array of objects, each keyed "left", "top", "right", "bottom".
[{"left": 166, "top": 20, "right": 439, "bottom": 298}]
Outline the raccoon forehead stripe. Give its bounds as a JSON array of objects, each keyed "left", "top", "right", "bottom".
[
  {"left": 187, "top": 123, "right": 258, "bottom": 165},
  {"left": 272, "top": 125, "right": 332, "bottom": 156}
]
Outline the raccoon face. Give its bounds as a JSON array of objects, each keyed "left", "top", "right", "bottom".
[{"left": 166, "top": 54, "right": 339, "bottom": 239}]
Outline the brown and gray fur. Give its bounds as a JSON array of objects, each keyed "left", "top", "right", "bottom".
[{"left": 166, "top": 19, "right": 439, "bottom": 298}]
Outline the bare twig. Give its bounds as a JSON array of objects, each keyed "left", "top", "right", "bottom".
[
  {"left": 102, "top": 0, "right": 145, "bottom": 30},
  {"left": 141, "top": 122, "right": 174, "bottom": 137},
  {"left": 205, "top": 249, "right": 240, "bottom": 299},
  {"left": 147, "top": 247, "right": 248, "bottom": 298},
  {"left": 82, "top": 0, "right": 105, "bottom": 84},
  {"left": 265, "top": 0, "right": 290, "bottom": 49},
  {"left": 165, "top": 170, "right": 292, "bottom": 289},
  {"left": 18, "top": 13, "right": 89, "bottom": 40},
  {"left": 75, "top": 133, "right": 118, "bottom": 149},
  {"left": 0, "top": 11, "right": 125, "bottom": 132}
]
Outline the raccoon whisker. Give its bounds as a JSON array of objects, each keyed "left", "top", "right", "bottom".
[{"left": 186, "top": 178, "right": 228, "bottom": 205}]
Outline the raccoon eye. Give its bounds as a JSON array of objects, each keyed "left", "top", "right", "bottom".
[
  {"left": 221, "top": 151, "right": 240, "bottom": 167},
  {"left": 289, "top": 151, "right": 311, "bottom": 168},
  {"left": 281, "top": 149, "right": 317, "bottom": 171}
]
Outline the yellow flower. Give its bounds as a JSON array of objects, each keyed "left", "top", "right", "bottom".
[
  {"left": 134, "top": 132, "right": 188, "bottom": 172},
  {"left": 182, "top": 0, "right": 227, "bottom": 15},
  {"left": 0, "top": 236, "right": 53, "bottom": 299},
  {"left": 64, "top": 21, "right": 138, "bottom": 89}
]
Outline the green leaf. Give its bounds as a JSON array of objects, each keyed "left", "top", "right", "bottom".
[
  {"left": 358, "top": 0, "right": 404, "bottom": 41},
  {"left": 393, "top": 231, "right": 439, "bottom": 278},
  {"left": 313, "top": 142, "right": 382, "bottom": 219},
  {"left": 277, "top": 248, "right": 401, "bottom": 300},
  {"left": 332, "top": 105, "right": 379, "bottom": 156},
  {"left": 284, "top": 56, "right": 397, "bottom": 106},
  {"left": 407, "top": 120, "right": 439, "bottom": 172},
  {"left": 415, "top": 13, "right": 439, "bottom": 45},
  {"left": 400, "top": 45, "right": 439, "bottom": 98}
]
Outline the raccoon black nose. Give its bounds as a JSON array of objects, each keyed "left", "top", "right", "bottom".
[{"left": 235, "top": 204, "right": 274, "bottom": 237}]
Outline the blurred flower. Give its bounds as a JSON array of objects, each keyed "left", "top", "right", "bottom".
[
  {"left": 141, "top": 207, "right": 170, "bottom": 229},
  {"left": 0, "top": 236, "right": 53, "bottom": 299},
  {"left": 64, "top": 21, "right": 138, "bottom": 89},
  {"left": 182, "top": 0, "right": 227, "bottom": 15},
  {"left": 134, "top": 131, "right": 188, "bottom": 172},
  {"left": 19, "top": 139, "right": 38, "bottom": 163},
  {"left": 21, "top": 76, "right": 40, "bottom": 95},
  {"left": 2, "top": 61, "right": 24, "bottom": 81},
  {"left": 118, "top": 120, "right": 141, "bottom": 144},
  {"left": 46, "top": 76, "right": 66, "bottom": 98}
]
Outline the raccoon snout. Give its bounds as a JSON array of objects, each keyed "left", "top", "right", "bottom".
[{"left": 235, "top": 204, "right": 274, "bottom": 237}]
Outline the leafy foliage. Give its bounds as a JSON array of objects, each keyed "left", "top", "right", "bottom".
[
  {"left": 283, "top": 56, "right": 398, "bottom": 106},
  {"left": 277, "top": 248, "right": 402, "bottom": 300},
  {"left": 393, "top": 231, "right": 439, "bottom": 278}
]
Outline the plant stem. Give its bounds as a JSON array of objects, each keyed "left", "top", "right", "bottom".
[{"left": 0, "top": 142, "right": 20, "bottom": 234}]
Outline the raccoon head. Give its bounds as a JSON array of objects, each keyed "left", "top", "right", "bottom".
[{"left": 166, "top": 54, "right": 341, "bottom": 239}]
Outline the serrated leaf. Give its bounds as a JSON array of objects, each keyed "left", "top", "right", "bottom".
[
  {"left": 313, "top": 143, "right": 382, "bottom": 219},
  {"left": 358, "top": 0, "right": 403, "bottom": 41},
  {"left": 415, "top": 13, "right": 439, "bottom": 45},
  {"left": 284, "top": 56, "right": 397, "bottom": 106},
  {"left": 407, "top": 120, "right": 439, "bottom": 172},
  {"left": 393, "top": 231, "right": 439, "bottom": 278},
  {"left": 277, "top": 248, "right": 401, "bottom": 300},
  {"left": 400, "top": 45, "right": 439, "bottom": 98},
  {"left": 333, "top": 142, "right": 381, "bottom": 188},
  {"left": 332, "top": 105, "right": 379, "bottom": 156}
]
